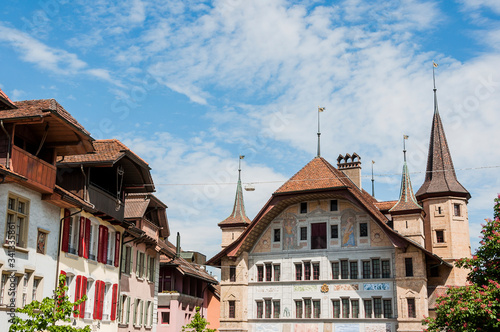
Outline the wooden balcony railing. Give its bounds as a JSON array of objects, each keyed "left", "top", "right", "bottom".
[
  {"left": 88, "top": 184, "right": 125, "bottom": 221},
  {"left": 138, "top": 218, "right": 159, "bottom": 240},
  {"left": 10, "top": 145, "right": 56, "bottom": 193}
]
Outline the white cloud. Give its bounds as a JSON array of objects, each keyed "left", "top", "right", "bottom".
[
  {"left": 10, "top": 89, "right": 26, "bottom": 101},
  {"left": 459, "top": 0, "right": 500, "bottom": 14},
  {"left": 129, "top": 0, "right": 146, "bottom": 24}
]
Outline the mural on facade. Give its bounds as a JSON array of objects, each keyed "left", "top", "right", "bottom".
[
  {"left": 365, "top": 323, "right": 392, "bottom": 332},
  {"left": 293, "top": 285, "right": 317, "bottom": 292},
  {"left": 341, "top": 209, "right": 357, "bottom": 247},
  {"left": 255, "top": 323, "right": 280, "bottom": 332},
  {"left": 363, "top": 283, "right": 390, "bottom": 291},
  {"left": 335, "top": 324, "right": 360, "bottom": 332},
  {"left": 282, "top": 213, "right": 300, "bottom": 250},
  {"left": 294, "top": 324, "right": 319, "bottom": 332},
  {"left": 333, "top": 284, "right": 359, "bottom": 291}
]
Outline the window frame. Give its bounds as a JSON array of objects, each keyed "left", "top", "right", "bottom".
[
  {"left": 228, "top": 300, "right": 236, "bottom": 319},
  {"left": 300, "top": 202, "right": 307, "bottom": 214},
  {"left": 405, "top": 257, "right": 414, "bottom": 277},
  {"left": 407, "top": 298, "right": 416, "bottom": 318},
  {"left": 330, "top": 199, "right": 338, "bottom": 211},
  {"left": 273, "top": 229, "right": 281, "bottom": 243},
  {"left": 331, "top": 224, "right": 339, "bottom": 239},
  {"left": 359, "top": 222, "right": 368, "bottom": 237},
  {"left": 5, "top": 193, "right": 30, "bottom": 248}
]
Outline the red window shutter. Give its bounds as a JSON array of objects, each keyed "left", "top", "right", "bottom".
[
  {"left": 93, "top": 281, "right": 100, "bottom": 319},
  {"left": 99, "top": 281, "right": 105, "bottom": 320},
  {"left": 114, "top": 232, "right": 120, "bottom": 267},
  {"left": 110, "top": 284, "right": 118, "bottom": 321},
  {"left": 102, "top": 227, "right": 109, "bottom": 264},
  {"left": 84, "top": 219, "right": 91, "bottom": 259},
  {"left": 79, "top": 276, "right": 87, "bottom": 318},
  {"left": 78, "top": 217, "right": 85, "bottom": 257},
  {"left": 62, "top": 209, "right": 71, "bottom": 252},
  {"left": 74, "top": 275, "right": 81, "bottom": 317}
]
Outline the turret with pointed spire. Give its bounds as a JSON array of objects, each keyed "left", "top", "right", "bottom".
[{"left": 218, "top": 155, "right": 251, "bottom": 248}]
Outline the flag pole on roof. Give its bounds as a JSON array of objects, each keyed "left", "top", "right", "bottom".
[{"left": 317, "top": 106, "right": 325, "bottom": 157}]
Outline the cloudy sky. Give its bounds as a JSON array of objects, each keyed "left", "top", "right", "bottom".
[{"left": 1, "top": 0, "right": 499, "bottom": 263}]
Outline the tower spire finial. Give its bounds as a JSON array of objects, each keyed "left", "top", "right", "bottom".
[
  {"left": 403, "top": 135, "right": 409, "bottom": 162},
  {"left": 317, "top": 106, "right": 325, "bottom": 157},
  {"left": 433, "top": 62, "right": 439, "bottom": 115}
]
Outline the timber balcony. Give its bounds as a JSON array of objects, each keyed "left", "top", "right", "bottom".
[
  {"left": 137, "top": 218, "right": 160, "bottom": 240},
  {"left": 10, "top": 145, "right": 56, "bottom": 193},
  {"left": 88, "top": 183, "right": 125, "bottom": 222}
]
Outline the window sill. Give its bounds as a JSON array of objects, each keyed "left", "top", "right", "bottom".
[
  {"left": 64, "top": 252, "right": 79, "bottom": 260},
  {"left": 3, "top": 243, "right": 29, "bottom": 253},
  {"left": 105, "top": 264, "right": 117, "bottom": 270},
  {"left": 87, "top": 259, "right": 98, "bottom": 265}
]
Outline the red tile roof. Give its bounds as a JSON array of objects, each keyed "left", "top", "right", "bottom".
[
  {"left": 374, "top": 200, "right": 397, "bottom": 211},
  {"left": 2, "top": 99, "right": 91, "bottom": 136},
  {"left": 0, "top": 88, "right": 16, "bottom": 109},
  {"left": 63, "top": 139, "right": 149, "bottom": 167}
]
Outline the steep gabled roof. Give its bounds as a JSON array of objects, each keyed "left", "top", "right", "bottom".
[
  {"left": 416, "top": 88, "right": 470, "bottom": 200},
  {"left": 0, "top": 88, "right": 16, "bottom": 109},
  {"left": 390, "top": 162, "right": 422, "bottom": 213},
  {"left": 218, "top": 169, "right": 251, "bottom": 227}
]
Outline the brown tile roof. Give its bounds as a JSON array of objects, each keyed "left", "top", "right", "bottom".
[
  {"left": 416, "top": 106, "right": 469, "bottom": 200},
  {"left": 218, "top": 172, "right": 251, "bottom": 227},
  {"left": 124, "top": 195, "right": 150, "bottom": 219},
  {"left": 63, "top": 139, "right": 149, "bottom": 167},
  {"left": 374, "top": 200, "right": 397, "bottom": 212},
  {"left": 390, "top": 162, "right": 422, "bottom": 213},
  {"left": 0, "top": 88, "right": 16, "bottom": 109},
  {"left": 3, "top": 99, "right": 91, "bottom": 136},
  {"left": 275, "top": 157, "right": 348, "bottom": 193},
  {"left": 54, "top": 185, "right": 94, "bottom": 209}
]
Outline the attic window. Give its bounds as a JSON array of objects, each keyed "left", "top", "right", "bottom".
[
  {"left": 360, "top": 223, "right": 368, "bottom": 237},
  {"left": 330, "top": 200, "right": 338, "bottom": 211},
  {"left": 300, "top": 202, "right": 307, "bottom": 214},
  {"left": 274, "top": 229, "right": 281, "bottom": 242}
]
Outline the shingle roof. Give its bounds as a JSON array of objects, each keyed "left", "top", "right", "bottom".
[
  {"left": 390, "top": 162, "right": 422, "bottom": 213},
  {"left": 416, "top": 94, "right": 469, "bottom": 200},
  {"left": 124, "top": 196, "right": 150, "bottom": 219},
  {"left": 63, "top": 139, "right": 149, "bottom": 167},
  {"left": 275, "top": 157, "right": 348, "bottom": 193},
  {"left": 0, "top": 88, "right": 16, "bottom": 109},
  {"left": 3, "top": 99, "right": 91, "bottom": 136},
  {"left": 374, "top": 200, "right": 397, "bottom": 212},
  {"left": 218, "top": 170, "right": 251, "bottom": 227}
]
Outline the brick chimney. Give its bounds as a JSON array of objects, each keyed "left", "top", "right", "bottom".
[{"left": 337, "top": 153, "right": 362, "bottom": 190}]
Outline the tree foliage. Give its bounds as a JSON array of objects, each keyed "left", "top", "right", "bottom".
[
  {"left": 424, "top": 195, "right": 500, "bottom": 331},
  {"left": 9, "top": 274, "right": 90, "bottom": 332},
  {"left": 181, "top": 306, "right": 216, "bottom": 332}
]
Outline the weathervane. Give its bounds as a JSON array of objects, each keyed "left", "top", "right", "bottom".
[
  {"left": 403, "top": 135, "right": 409, "bottom": 162},
  {"left": 371, "top": 160, "right": 375, "bottom": 197},
  {"left": 317, "top": 106, "right": 325, "bottom": 157}
]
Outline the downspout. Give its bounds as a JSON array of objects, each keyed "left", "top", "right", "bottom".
[
  {"left": 0, "top": 120, "right": 11, "bottom": 169},
  {"left": 55, "top": 208, "right": 83, "bottom": 294}
]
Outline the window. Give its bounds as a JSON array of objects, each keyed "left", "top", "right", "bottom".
[
  {"left": 383, "top": 299, "right": 392, "bottom": 318},
  {"left": 313, "top": 263, "right": 320, "bottom": 280},
  {"left": 89, "top": 223, "right": 98, "bottom": 261},
  {"left": 304, "top": 262, "right": 311, "bottom": 280},
  {"left": 352, "top": 299, "right": 359, "bottom": 318},
  {"left": 332, "top": 262, "right": 339, "bottom": 280},
  {"left": 32, "top": 278, "right": 41, "bottom": 302},
  {"left": 330, "top": 199, "right": 338, "bottom": 211},
  {"left": 407, "top": 298, "right": 416, "bottom": 318},
  {"left": 362, "top": 261, "right": 371, "bottom": 279},
  {"left": 121, "top": 246, "right": 132, "bottom": 275},
  {"left": 374, "top": 298, "right": 382, "bottom": 318},
  {"left": 300, "top": 227, "right": 307, "bottom": 241},
  {"left": 300, "top": 202, "right": 307, "bottom": 214},
  {"left": 311, "top": 222, "right": 327, "bottom": 249},
  {"left": 360, "top": 223, "right": 368, "bottom": 237},
  {"left": 340, "top": 260, "right": 349, "bottom": 279},
  {"left": 161, "top": 311, "right": 170, "bottom": 324},
  {"left": 364, "top": 299, "right": 372, "bottom": 318},
  {"left": 438, "top": 206, "right": 442, "bottom": 214},
  {"left": 273, "top": 300, "right": 280, "bottom": 318},
  {"left": 273, "top": 265, "right": 280, "bottom": 281},
  {"left": 372, "top": 259, "right": 381, "bottom": 279},
  {"left": 273, "top": 229, "right": 281, "bottom": 242},
  {"left": 147, "top": 256, "right": 155, "bottom": 282},
  {"left": 230, "top": 266, "right": 236, "bottom": 282},
  {"left": 331, "top": 224, "right": 338, "bottom": 239},
  {"left": 136, "top": 251, "right": 145, "bottom": 278},
  {"left": 295, "top": 264, "right": 302, "bottom": 281},
  {"left": 349, "top": 261, "right": 358, "bottom": 279},
  {"left": 454, "top": 204, "right": 461, "bottom": 216},
  {"left": 332, "top": 300, "right": 340, "bottom": 318},
  {"left": 382, "top": 260, "right": 391, "bottom": 278},
  {"left": 304, "top": 299, "right": 312, "bottom": 318},
  {"left": 107, "top": 231, "right": 115, "bottom": 265},
  {"left": 313, "top": 300, "right": 320, "bottom": 318},
  {"left": 257, "top": 265, "right": 264, "bottom": 282},
  {"left": 265, "top": 299, "right": 271, "bottom": 318},
  {"left": 342, "top": 298, "right": 350, "bottom": 318},
  {"left": 93, "top": 280, "right": 106, "bottom": 320},
  {"left": 5, "top": 194, "right": 29, "bottom": 248},
  {"left": 295, "top": 300, "right": 303, "bottom": 318},
  {"left": 405, "top": 258, "right": 413, "bottom": 277},
  {"left": 22, "top": 273, "right": 29, "bottom": 306},
  {"left": 73, "top": 275, "right": 88, "bottom": 318},
  {"left": 68, "top": 215, "right": 80, "bottom": 254},
  {"left": 256, "top": 301, "right": 263, "bottom": 318},
  {"left": 228, "top": 301, "right": 235, "bottom": 318},
  {"left": 436, "top": 230, "right": 445, "bottom": 243},
  {"left": 265, "top": 264, "right": 272, "bottom": 281},
  {"left": 84, "top": 279, "right": 93, "bottom": 318}
]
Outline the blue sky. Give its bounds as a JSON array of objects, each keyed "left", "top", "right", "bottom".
[{"left": 1, "top": 0, "right": 499, "bottom": 262}]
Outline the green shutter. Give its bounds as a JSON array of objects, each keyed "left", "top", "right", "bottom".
[
  {"left": 128, "top": 247, "right": 133, "bottom": 274},
  {"left": 151, "top": 258, "right": 155, "bottom": 283},
  {"left": 146, "top": 255, "right": 150, "bottom": 281},
  {"left": 142, "top": 254, "right": 146, "bottom": 279},
  {"left": 120, "top": 245, "right": 126, "bottom": 273},
  {"left": 139, "top": 300, "right": 143, "bottom": 326},
  {"left": 126, "top": 296, "right": 130, "bottom": 324},
  {"left": 117, "top": 295, "right": 122, "bottom": 323},
  {"left": 135, "top": 251, "right": 140, "bottom": 275}
]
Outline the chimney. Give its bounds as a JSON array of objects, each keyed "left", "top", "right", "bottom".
[
  {"left": 176, "top": 232, "right": 181, "bottom": 257},
  {"left": 337, "top": 153, "right": 362, "bottom": 189}
]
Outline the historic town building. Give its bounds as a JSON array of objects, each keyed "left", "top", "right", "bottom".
[{"left": 208, "top": 85, "right": 471, "bottom": 332}]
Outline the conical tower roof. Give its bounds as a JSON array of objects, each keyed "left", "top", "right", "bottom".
[
  {"left": 218, "top": 166, "right": 251, "bottom": 227},
  {"left": 390, "top": 162, "right": 422, "bottom": 213},
  {"left": 416, "top": 79, "right": 470, "bottom": 200}
]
